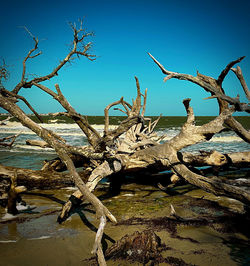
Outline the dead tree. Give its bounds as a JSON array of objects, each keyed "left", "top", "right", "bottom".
[{"left": 0, "top": 21, "right": 250, "bottom": 265}]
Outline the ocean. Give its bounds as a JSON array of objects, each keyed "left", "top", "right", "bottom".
[{"left": 0, "top": 115, "right": 249, "bottom": 170}]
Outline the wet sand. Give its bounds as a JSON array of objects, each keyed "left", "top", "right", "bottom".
[{"left": 0, "top": 182, "right": 249, "bottom": 265}]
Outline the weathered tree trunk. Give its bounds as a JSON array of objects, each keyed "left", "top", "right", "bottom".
[
  {"left": 0, "top": 164, "right": 91, "bottom": 209},
  {"left": 43, "top": 150, "right": 250, "bottom": 172},
  {"left": 0, "top": 164, "right": 89, "bottom": 190},
  {"left": 181, "top": 150, "right": 250, "bottom": 167}
]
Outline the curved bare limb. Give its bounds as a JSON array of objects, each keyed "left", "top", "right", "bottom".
[
  {"left": 231, "top": 66, "right": 250, "bottom": 101},
  {"left": 33, "top": 82, "right": 101, "bottom": 148},
  {"left": 0, "top": 88, "right": 43, "bottom": 122},
  {"left": 217, "top": 56, "right": 245, "bottom": 86},
  {"left": 104, "top": 97, "right": 125, "bottom": 135}
]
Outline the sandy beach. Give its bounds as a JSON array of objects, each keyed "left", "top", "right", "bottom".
[{"left": 1, "top": 178, "right": 249, "bottom": 265}]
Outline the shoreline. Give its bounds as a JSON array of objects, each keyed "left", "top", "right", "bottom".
[{"left": 0, "top": 181, "right": 249, "bottom": 265}]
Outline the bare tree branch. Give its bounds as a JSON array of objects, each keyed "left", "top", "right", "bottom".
[
  {"left": 0, "top": 59, "right": 9, "bottom": 89},
  {"left": 104, "top": 98, "right": 124, "bottom": 135},
  {"left": 1, "top": 22, "right": 250, "bottom": 265},
  {"left": 231, "top": 66, "right": 250, "bottom": 101},
  {"left": 0, "top": 133, "right": 21, "bottom": 148},
  {"left": 33, "top": 82, "right": 101, "bottom": 148},
  {"left": 20, "top": 27, "right": 41, "bottom": 87},
  {"left": 204, "top": 93, "right": 250, "bottom": 113},
  {"left": 141, "top": 88, "right": 148, "bottom": 117},
  {"left": 12, "top": 21, "right": 95, "bottom": 94},
  {"left": 0, "top": 88, "right": 44, "bottom": 122},
  {"left": 148, "top": 52, "right": 250, "bottom": 143},
  {"left": 217, "top": 56, "right": 245, "bottom": 86}
]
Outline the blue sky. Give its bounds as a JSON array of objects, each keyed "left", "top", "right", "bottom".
[{"left": 1, "top": 0, "right": 250, "bottom": 116}]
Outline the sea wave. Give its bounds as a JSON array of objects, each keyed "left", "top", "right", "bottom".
[
  {"left": 0, "top": 240, "right": 18, "bottom": 243},
  {"left": 28, "top": 236, "right": 51, "bottom": 240},
  {"left": 0, "top": 121, "right": 247, "bottom": 154},
  {"left": 14, "top": 145, "right": 54, "bottom": 151},
  {"left": 0, "top": 121, "right": 118, "bottom": 135},
  {"left": 209, "top": 136, "right": 243, "bottom": 142}
]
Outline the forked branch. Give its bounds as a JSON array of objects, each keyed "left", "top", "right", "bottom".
[
  {"left": 0, "top": 133, "right": 20, "bottom": 148},
  {"left": 12, "top": 20, "right": 95, "bottom": 94},
  {"left": 148, "top": 52, "right": 250, "bottom": 143}
]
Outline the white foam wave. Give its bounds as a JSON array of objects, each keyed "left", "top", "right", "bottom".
[
  {"left": 209, "top": 136, "right": 243, "bottom": 143},
  {"left": 15, "top": 144, "right": 54, "bottom": 151},
  {"left": 0, "top": 122, "right": 117, "bottom": 135},
  {"left": 3, "top": 121, "right": 117, "bottom": 129},
  {"left": 0, "top": 240, "right": 18, "bottom": 243},
  {"left": 28, "top": 236, "right": 51, "bottom": 240}
]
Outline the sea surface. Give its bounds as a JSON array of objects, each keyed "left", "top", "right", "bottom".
[{"left": 0, "top": 115, "right": 249, "bottom": 170}]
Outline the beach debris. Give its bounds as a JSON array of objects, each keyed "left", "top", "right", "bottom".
[
  {"left": 7, "top": 170, "right": 26, "bottom": 215},
  {"left": 26, "top": 139, "right": 51, "bottom": 148},
  {"left": 105, "top": 230, "right": 165, "bottom": 264},
  {"left": 0, "top": 133, "right": 21, "bottom": 148}
]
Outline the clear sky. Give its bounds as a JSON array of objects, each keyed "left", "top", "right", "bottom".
[{"left": 1, "top": 0, "right": 250, "bottom": 116}]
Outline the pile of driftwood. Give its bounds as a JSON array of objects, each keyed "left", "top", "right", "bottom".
[{"left": 0, "top": 21, "right": 249, "bottom": 265}]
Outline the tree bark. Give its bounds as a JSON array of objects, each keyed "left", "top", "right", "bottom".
[{"left": 0, "top": 164, "right": 89, "bottom": 190}]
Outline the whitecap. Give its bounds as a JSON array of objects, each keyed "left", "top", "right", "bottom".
[
  {"left": 0, "top": 240, "right": 18, "bottom": 243},
  {"left": 210, "top": 136, "right": 243, "bottom": 143},
  {"left": 28, "top": 236, "right": 51, "bottom": 240}
]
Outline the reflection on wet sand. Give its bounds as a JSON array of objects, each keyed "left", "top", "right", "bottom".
[{"left": 0, "top": 178, "right": 249, "bottom": 265}]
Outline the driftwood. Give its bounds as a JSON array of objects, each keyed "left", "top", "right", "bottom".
[
  {"left": 105, "top": 230, "right": 164, "bottom": 264},
  {"left": 0, "top": 133, "right": 20, "bottom": 148},
  {"left": 0, "top": 20, "right": 249, "bottom": 265},
  {"left": 148, "top": 53, "right": 250, "bottom": 143},
  {"left": 0, "top": 164, "right": 89, "bottom": 190},
  {"left": 0, "top": 170, "right": 27, "bottom": 215},
  {"left": 42, "top": 150, "right": 93, "bottom": 172},
  {"left": 44, "top": 150, "right": 250, "bottom": 172},
  {"left": 26, "top": 139, "right": 51, "bottom": 148},
  {"left": 0, "top": 164, "right": 91, "bottom": 210},
  {"left": 7, "top": 171, "right": 26, "bottom": 214},
  {"left": 181, "top": 150, "right": 250, "bottom": 167}
]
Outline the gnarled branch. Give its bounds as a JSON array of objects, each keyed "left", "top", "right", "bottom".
[{"left": 149, "top": 52, "right": 250, "bottom": 143}]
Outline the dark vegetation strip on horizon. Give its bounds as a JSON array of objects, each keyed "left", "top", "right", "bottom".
[{"left": 0, "top": 114, "right": 249, "bottom": 129}]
